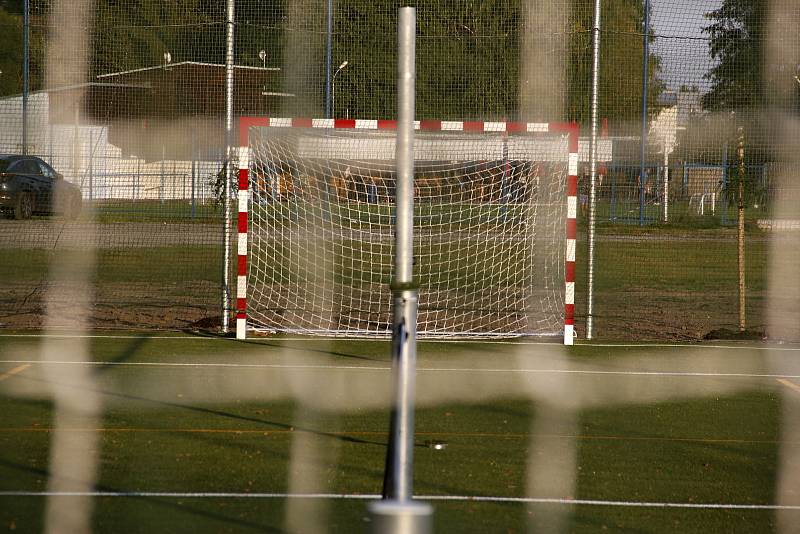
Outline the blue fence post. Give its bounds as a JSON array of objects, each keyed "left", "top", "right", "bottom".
[
  {"left": 191, "top": 127, "right": 196, "bottom": 219},
  {"left": 638, "top": 0, "right": 651, "bottom": 226},
  {"left": 610, "top": 167, "right": 617, "bottom": 222},
  {"left": 721, "top": 142, "right": 728, "bottom": 225}
]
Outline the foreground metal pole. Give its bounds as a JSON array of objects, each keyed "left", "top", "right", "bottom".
[
  {"left": 369, "top": 7, "right": 432, "bottom": 534},
  {"left": 222, "top": 0, "right": 235, "bottom": 334},
  {"left": 586, "top": 0, "right": 601, "bottom": 340}
]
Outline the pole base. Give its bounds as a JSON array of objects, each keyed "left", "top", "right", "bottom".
[{"left": 367, "top": 500, "right": 433, "bottom": 534}]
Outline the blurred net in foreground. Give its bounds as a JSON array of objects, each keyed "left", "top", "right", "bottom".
[
  {"left": 2, "top": 337, "right": 798, "bottom": 532},
  {"left": 0, "top": 0, "right": 798, "bottom": 532}
]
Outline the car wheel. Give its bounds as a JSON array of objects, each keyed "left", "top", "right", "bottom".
[{"left": 14, "top": 193, "right": 33, "bottom": 220}]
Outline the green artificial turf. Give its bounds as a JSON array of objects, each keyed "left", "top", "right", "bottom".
[{"left": 1, "top": 334, "right": 796, "bottom": 532}]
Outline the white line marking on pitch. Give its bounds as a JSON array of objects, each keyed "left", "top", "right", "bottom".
[
  {"left": 777, "top": 378, "right": 800, "bottom": 395},
  {"left": 0, "top": 359, "right": 798, "bottom": 380},
  {"left": 0, "top": 364, "right": 30, "bottom": 382},
  {"left": 1, "top": 333, "right": 799, "bottom": 351},
  {"left": 0, "top": 491, "right": 797, "bottom": 510}
]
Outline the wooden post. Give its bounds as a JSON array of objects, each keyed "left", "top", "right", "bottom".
[{"left": 736, "top": 126, "right": 746, "bottom": 332}]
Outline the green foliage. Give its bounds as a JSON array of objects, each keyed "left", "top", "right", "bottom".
[
  {"left": 0, "top": 6, "right": 46, "bottom": 97},
  {"left": 331, "top": 0, "right": 523, "bottom": 120},
  {"left": 331, "top": 0, "right": 661, "bottom": 123},
  {"left": 702, "top": 0, "right": 799, "bottom": 124},
  {"left": 702, "top": 0, "right": 766, "bottom": 112},
  {"left": 92, "top": 0, "right": 221, "bottom": 75},
  {"left": 3, "top": 0, "right": 662, "bottom": 125},
  {"left": 210, "top": 162, "right": 228, "bottom": 209},
  {"left": 613, "top": 0, "right": 665, "bottom": 123},
  {"left": 0, "top": 8, "right": 23, "bottom": 95},
  {"left": 0, "top": 0, "right": 24, "bottom": 14}
]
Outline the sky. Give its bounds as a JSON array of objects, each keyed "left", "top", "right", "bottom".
[{"left": 649, "top": 0, "right": 724, "bottom": 91}]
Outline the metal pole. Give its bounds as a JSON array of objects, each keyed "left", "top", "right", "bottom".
[
  {"left": 369, "top": 7, "right": 432, "bottom": 534},
  {"left": 663, "top": 139, "right": 669, "bottom": 222},
  {"left": 386, "top": 6, "right": 417, "bottom": 502},
  {"left": 160, "top": 145, "right": 165, "bottom": 204},
  {"left": 191, "top": 127, "right": 196, "bottom": 218},
  {"left": 638, "top": 0, "right": 650, "bottom": 226},
  {"left": 22, "top": 0, "right": 29, "bottom": 155},
  {"left": 222, "top": 0, "right": 235, "bottom": 334},
  {"left": 586, "top": 0, "right": 601, "bottom": 339},
  {"left": 73, "top": 105, "right": 79, "bottom": 177},
  {"left": 500, "top": 132, "right": 509, "bottom": 222},
  {"left": 136, "top": 156, "right": 140, "bottom": 201},
  {"left": 89, "top": 133, "right": 94, "bottom": 201},
  {"left": 611, "top": 170, "right": 617, "bottom": 221},
  {"left": 325, "top": 0, "right": 333, "bottom": 118},
  {"left": 331, "top": 61, "right": 348, "bottom": 120},
  {"left": 721, "top": 141, "right": 728, "bottom": 225}
]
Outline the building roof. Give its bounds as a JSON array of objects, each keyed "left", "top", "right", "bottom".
[
  {"left": 96, "top": 61, "right": 280, "bottom": 80},
  {"left": 95, "top": 61, "right": 283, "bottom": 117}
]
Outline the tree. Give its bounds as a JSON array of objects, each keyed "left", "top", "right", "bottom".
[
  {"left": 0, "top": 8, "right": 23, "bottom": 95},
  {"left": 2, "top": 0, "right": 664, "bottom": 126},
  {"left": 92, "top": 0, "right": 219, "bottom": 76},
  {"left": 571, "top": 0, "right": 662, "bottom": 128},
  {"left": 331, "top": 0, "right": 661, "bottom": 124},
  {"left": 0, "top": 4, "right": 46, "bottom": 97},
  {"left": 0, "top": 0, "right": 24, "bottom": 14},
  {"left": 704, "top": 0, "right": 799, "bottom": 116},
  {"left": 702, "top": 0, "right": 768, "bottom": 112}
]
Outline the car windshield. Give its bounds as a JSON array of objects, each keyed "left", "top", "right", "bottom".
[{"left": 0, "top": 161, "right": 10, "bottom": 173}]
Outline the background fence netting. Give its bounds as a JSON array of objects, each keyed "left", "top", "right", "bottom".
[{"left": 0, "top": 0, "right": 797, "bottom": 340}]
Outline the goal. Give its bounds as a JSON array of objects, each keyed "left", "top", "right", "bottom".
[{"left": 235, "top": 118, "right": 578, "bottom": 343}]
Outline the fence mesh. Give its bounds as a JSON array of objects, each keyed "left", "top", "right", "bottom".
[
  {"left": 2, "top": 1, "right": 800, "bottom": 533},
  {"left": 0, "top": 0, "right": 797, "bottom": 340}
]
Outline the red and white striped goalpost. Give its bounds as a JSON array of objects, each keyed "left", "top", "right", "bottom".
[
  {"left": 234, "top": 117, "right": 578, "bottom": 345},
  {"left": 235, "top": 145, "right": 249, "bottom": 340}
]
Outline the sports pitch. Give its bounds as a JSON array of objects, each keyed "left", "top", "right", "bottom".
[{"left": 2, "top": 332, "right": 799, "bottom": 533}]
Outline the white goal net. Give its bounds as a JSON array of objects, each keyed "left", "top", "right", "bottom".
[{"left": 238, "top": 119, "right": 573, "bottom": 339}]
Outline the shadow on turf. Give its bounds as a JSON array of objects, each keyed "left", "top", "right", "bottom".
[
  {"left": 94, "top": 334, "right": 154, "bottom": 372},
  {"left": 183, "top": 329, "right": 388, "bottom": 362},
  {"left": 10, "top": 370, "right": 390, "bottom": 449},
  {"left": 0, "top": 457, "right": 282, "bottom": 532}
]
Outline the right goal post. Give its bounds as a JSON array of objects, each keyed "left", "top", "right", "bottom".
[{"left": 235, "top": 117, "right": 577, "bottom": 343}]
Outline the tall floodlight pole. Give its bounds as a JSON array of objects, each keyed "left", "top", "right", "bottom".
[
  {"left": 22, "top": 0, "right": 29, "bottom": 155},
  {"left": 222, "top": 0, "right": 235, "bottom": 334},
  {"left": 638, "top": 0, "right": 650, "bottom": 226},
  {"left": 586, "top": 0, "right": 601, "bottom": 339},
  {"left": 325, "top": 0, "right": 333, "bottom": 118},
  {"left": 368, "top": 8, "right": 432, "bottom": 534},
  {"left": 331, "top": 60, "right": 348, "bottom": 118}
]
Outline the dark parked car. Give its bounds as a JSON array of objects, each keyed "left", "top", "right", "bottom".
[{"left": 0, "top": 155, "right": 82, "bottom": 220}]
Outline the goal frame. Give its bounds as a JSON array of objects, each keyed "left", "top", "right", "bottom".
[{"left": 234, "top": 117, "right": 578, "bottom": 344}]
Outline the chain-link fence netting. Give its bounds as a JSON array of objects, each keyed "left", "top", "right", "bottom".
[
  {"left": 583, "top": 0, "right": 799, "bottom": 341},
  {"left": 0, "top": 0, "right": 797, "bottom": 340}
]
